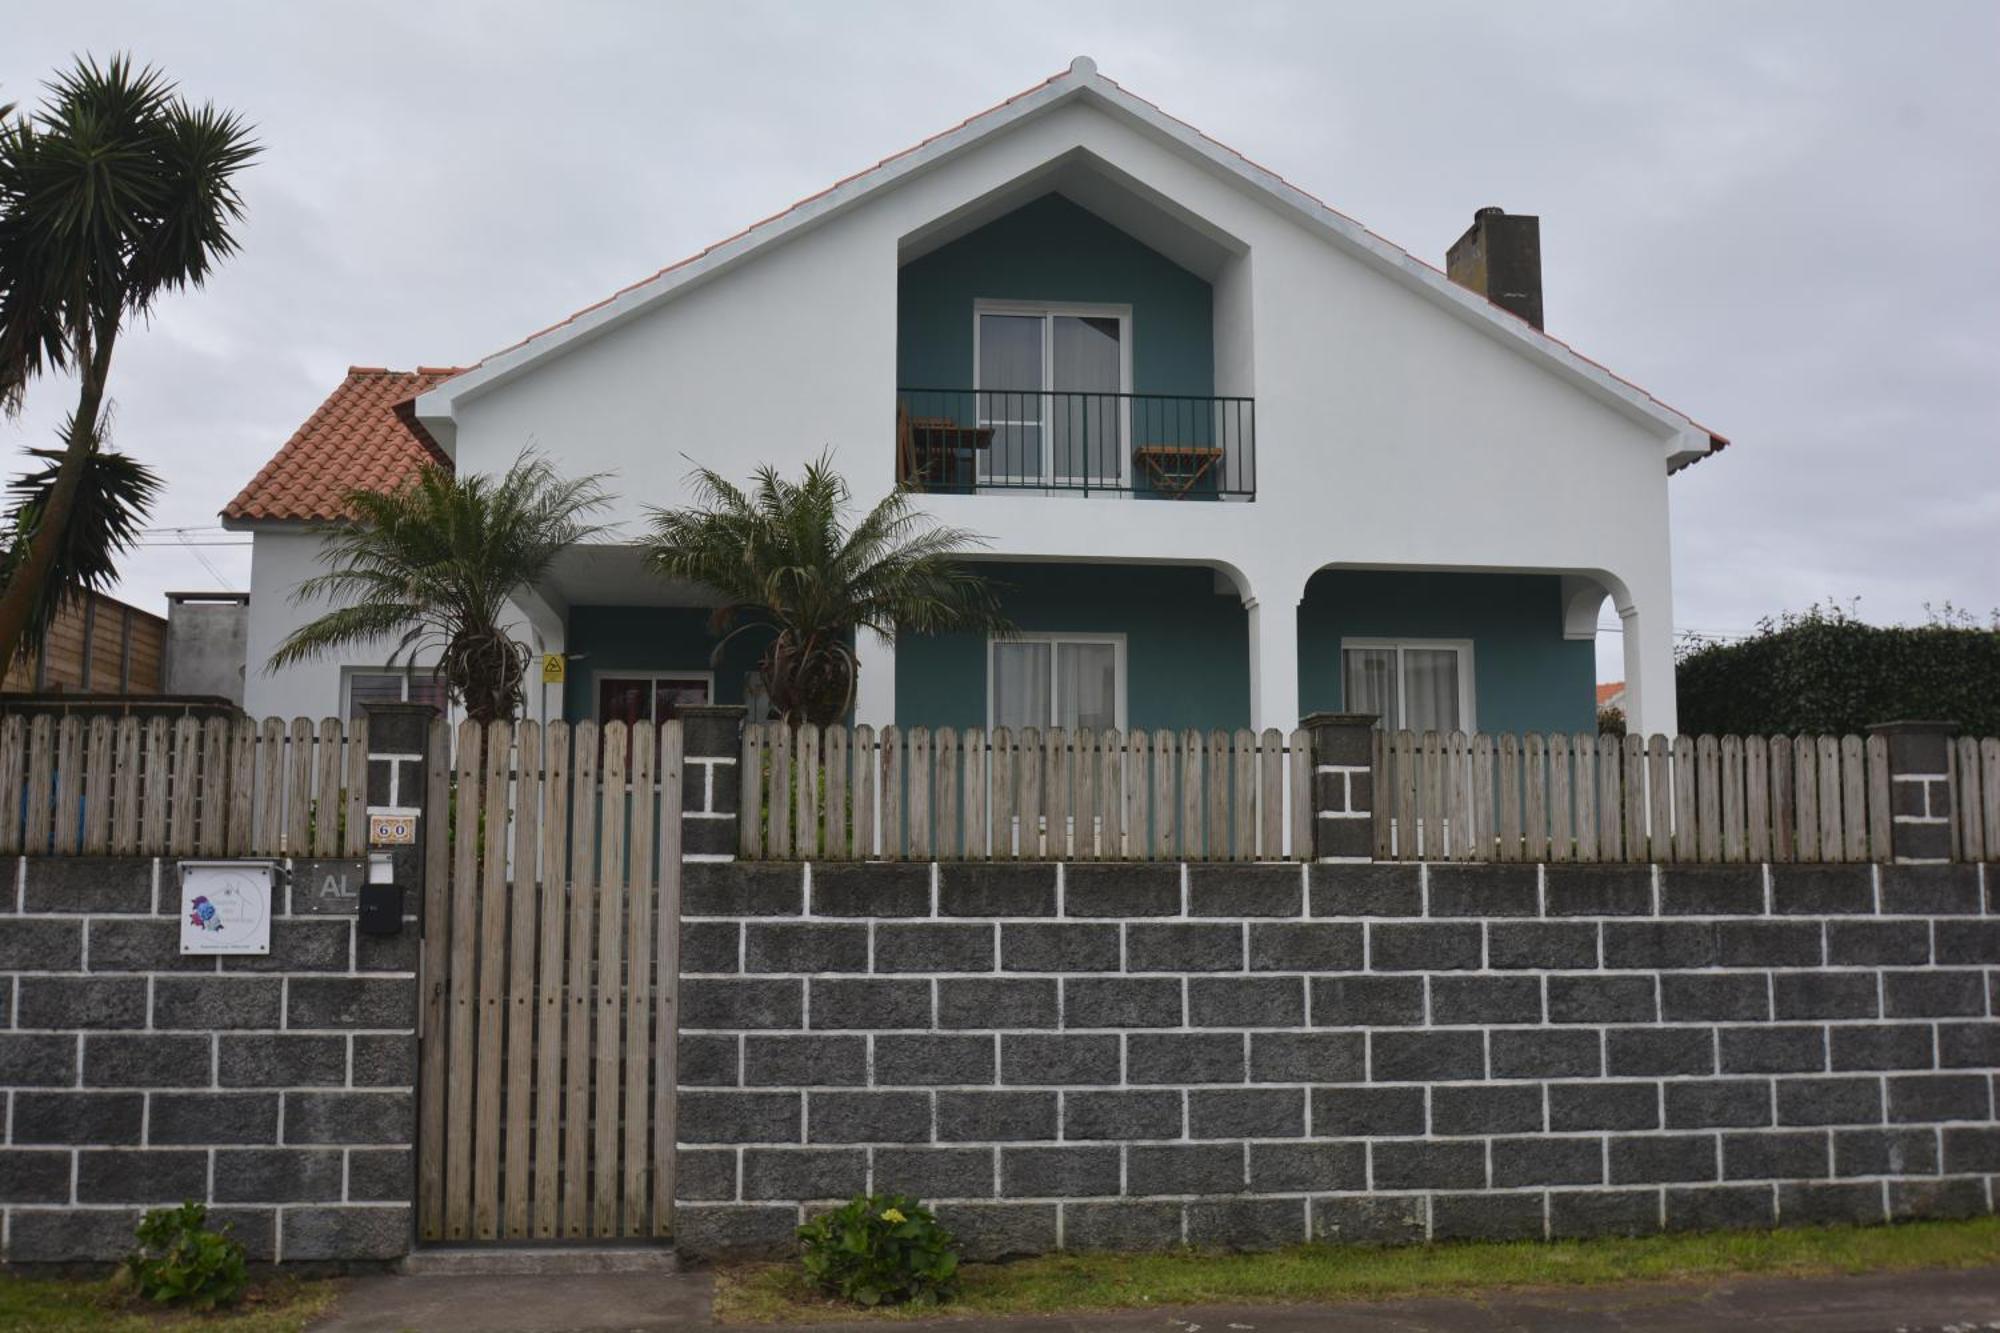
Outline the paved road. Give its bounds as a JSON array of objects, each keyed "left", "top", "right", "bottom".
[{"left": 317, "top": 1265, "right": 2000, "bottom": 1331}]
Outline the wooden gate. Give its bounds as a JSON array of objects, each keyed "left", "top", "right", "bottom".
[{"left": 417, "top": 718, "right": 684, "bottom": 1242}]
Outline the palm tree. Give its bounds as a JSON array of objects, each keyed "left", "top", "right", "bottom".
[
  {"left": 269, "top": 455, "right": 609, "bottom": 724},
  {"left": 0, "top": 447, "right": 162, "bottom": 654},
  {"left": 646, "top": 453, "right": 1012, "bottom": 726},
  {"left": 0, "top": 56, "right": 257, "bottom": 673}
]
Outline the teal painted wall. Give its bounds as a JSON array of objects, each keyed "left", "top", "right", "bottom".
[
  {"left": 895, "top": 563, "right": 1249, "bottom": 733},
  {"left": 561, "top": 605, "right": 765, "bottom": 721},
  {"left": 897, "top": 194, "right": 1214, "bottom": 394},
  {"left": 1297, "top": 571, "right": 1595, "bottom": 734}
]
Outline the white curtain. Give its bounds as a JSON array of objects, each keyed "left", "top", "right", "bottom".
[
  {"left": 979, "top": 314, "right": 1043, "bottom": 479},
  {"left": 1342, "top": 648, "right": 1398, "bottom": 727},
  {"left": 1403, "top": 648, "right": 1461, "bottom": 733},
  {"left": 1057, "top": 641, "right": 1118, "bottom": 731},
  {"left": 992, "top": 641, "right": 1051, "bottom": 731},
  {"left": 1051, "top": 315, "right": 1121, "bottom": 482}
]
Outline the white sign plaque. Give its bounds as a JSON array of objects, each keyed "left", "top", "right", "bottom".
[{"left": 180, "top": 861, "right": 274, "bottom": 956}]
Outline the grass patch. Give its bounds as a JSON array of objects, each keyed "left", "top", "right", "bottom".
[
  {"left": 714, "top": 1216, "right": 2000, "bottom": 1324},
  {"left": 0, "top": 1273, "right": 337, "bottom": 1331}
]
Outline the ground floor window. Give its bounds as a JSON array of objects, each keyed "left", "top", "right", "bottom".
[
  {"left": 344, "top": 669, "right": 449, "bottom": 722},
  {"left": 595, "top": 672, "right": 713, "bottom": 728},
  {"left": 989, "top": 633, "right": 1124, "bottom": 732},
  {"left": 1341, "top": 639, "right": 1475, "bottom": 733}
]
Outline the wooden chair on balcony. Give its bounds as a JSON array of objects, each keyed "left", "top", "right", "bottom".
[{"left": 897, "top": 403, "right": 991, "bottom": 492}]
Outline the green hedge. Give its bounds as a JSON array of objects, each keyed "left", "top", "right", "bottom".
[{"left": 1676, "top": 605, "right": 2000, "bottom": 737}]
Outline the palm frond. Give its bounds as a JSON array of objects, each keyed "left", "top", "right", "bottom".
[
  {"left": 0, "top": 54, "right": 258, "bottom": 411},
  {"left": 272, "top": 451, "right": 608, "bottom": 722},
  {"left": 645, "top": 448, "right": 1011, "bottom": 723},
  {"left": 0, "top": 443, "right": 159, "bottom": 652}
]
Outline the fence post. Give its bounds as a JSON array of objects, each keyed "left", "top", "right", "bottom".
[
  {"left": 1868, "top": 719, "right": 1957, "bottom": 864},
  {"left": 680, "top": 705, "right": 747, "bottom": 860},
  {"left": 363, "top": 701, "right": 439, "bottom": 895},
  {"left": 1305, "top": 712, "right": 1377, "bottom": 862}
]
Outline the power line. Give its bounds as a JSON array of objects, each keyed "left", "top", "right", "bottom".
[{"left": 170, "top": 529, "right": 238, "bottom": 590}]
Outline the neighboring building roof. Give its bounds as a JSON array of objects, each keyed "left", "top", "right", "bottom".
[
  {"left": 222, "top": 366, "right": 463, "bottom": 523},
  {"left": 1597, "top": 681, "right": 1627, "bottom": 708},
  {"left": 416, "top": 56, "right": 1727, "bottom": 468}
]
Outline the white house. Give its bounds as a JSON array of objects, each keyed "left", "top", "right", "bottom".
[{"left": 226, "top": 57, "right": 1725, "bottom": 739}]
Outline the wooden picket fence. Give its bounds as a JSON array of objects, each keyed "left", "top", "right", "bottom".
[
  {"left": 1371, "top": 729, "right": 1927, "bottom": 864},
  {"left": 418, "top": 718, "right": 683, "bottom": 1244},
  {"left": 739, "top": 722, "right": 1315, "bottom": 861},
  {"left": 0, "top": 712, "right": 369, "bottom": 858},
  {"left": 1953, "top": 735, "right": 2000, "bottom": 864}
]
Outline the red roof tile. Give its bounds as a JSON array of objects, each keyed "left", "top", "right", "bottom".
[{"left": 223, "top": 367, "right": 463, "bottom": 522}]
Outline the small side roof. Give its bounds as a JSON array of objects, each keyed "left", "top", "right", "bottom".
[
  {"left": 416, "top": 56, "right": 1727, "bottom": 466},
  {"left": 223, "top": 366, "right": 463, "bottom": 524}
]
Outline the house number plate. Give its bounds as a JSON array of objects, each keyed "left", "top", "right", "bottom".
[{"left": 369, "top": 812, "right": 419, "bottom": 846}]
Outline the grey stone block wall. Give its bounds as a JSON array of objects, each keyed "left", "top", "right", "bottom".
[
  {"left": 1, "top": 856, "right": 418, "bottom": 1265},
  {"left": 675, "top": 858, "right": 2000, "bottom": 1259}
]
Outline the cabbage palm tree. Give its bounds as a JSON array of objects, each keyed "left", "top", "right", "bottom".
[
  {"left": 269, "top": 455, "right": 608, "bottom": 724},
  {"left": 646, "top": 453, "right": 1011, "bottom": 726},
  {"left": 0, "top": 56, "right": 257, "bottom": 672}
]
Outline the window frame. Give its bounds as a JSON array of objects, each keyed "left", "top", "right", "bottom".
[
  {"left": 1338, "top": 637, "right": 1478, "bottom": 733},
  {"left": 590, "top": 669, "right": 715, "bottom": 726},
  {"left": 972, "top": 300, "right": 1134, "bottom": 487},
  {"left": 341, "top": 667, "right": 450, "bottom": 722},
  {"left": 985, "top": 631, "right": 1128, "bottom": 734}
]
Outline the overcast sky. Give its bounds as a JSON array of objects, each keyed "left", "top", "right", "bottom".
[{"left": 5, "top": 0, "right": 1996, "bottom": 680}]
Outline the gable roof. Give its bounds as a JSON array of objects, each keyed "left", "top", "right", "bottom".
[
  {"left": 417, "top": 56, "right": 1726, "bottom": 467},
  {"left": 223, "top": 366, "right": 463, "bottom": 523}
]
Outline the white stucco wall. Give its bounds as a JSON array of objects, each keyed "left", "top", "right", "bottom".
[
  {"left": 243, "top": 529, "right": 344, "bottom": 720},
  {"left": 424, "top": 94, "right": 1688, "bottom": 733}
]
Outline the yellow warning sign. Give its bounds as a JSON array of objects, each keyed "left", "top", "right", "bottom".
[{"left": 540, "top": 654, "right": 566, "bottom": 684}]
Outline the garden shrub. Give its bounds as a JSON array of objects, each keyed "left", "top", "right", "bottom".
[
  {"left": 124, "top": 1201, "right": 248, "bottom": 1312},
  {"left": 797, "top": 1194, "right": 960, "bottom": 1308},
  {"left": 1676, "top": 602, "right": 2000, "bottom": 737}
]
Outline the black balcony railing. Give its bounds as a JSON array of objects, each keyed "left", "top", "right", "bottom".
[{"left": 896, "top": 389, "right": 1255, "bottom": 499}]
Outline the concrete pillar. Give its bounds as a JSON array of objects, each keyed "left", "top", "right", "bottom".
[
  {"left": 1305, "top": 711, "right": 1377, "bottom": 861},
  {"left": 361, "top": 701, "right": 439, "bottom": 898},
  {"left": 1869, "top": 720, "right": 1958, "bottom": 864},
  {"left": 854, "top": 629, "right": 897, "bottom": 728},
  {"left": 1616, "top": 593, "right": 1679, "bottom": 738},
  {"left": 680, "top": 704, "right": 747, "bottom": 860},
  {"left": 1246, "top": 575, "right": 1303, "bottom": 734}
]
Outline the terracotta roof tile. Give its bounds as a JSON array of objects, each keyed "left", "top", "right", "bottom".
[{"left": 223, "top": 367, "right": 464, "bottom": 522}]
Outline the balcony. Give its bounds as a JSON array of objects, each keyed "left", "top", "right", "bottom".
[{"left": 895, "top": 389, "right": 1255, "bottom": 499}]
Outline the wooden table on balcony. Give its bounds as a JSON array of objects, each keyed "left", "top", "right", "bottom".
[
  {"left": 1132, "top": 443, "right": 1225, "bottom": 497},
  {"left": 898, "top": 414, "right": 992, "bottom": 491}
]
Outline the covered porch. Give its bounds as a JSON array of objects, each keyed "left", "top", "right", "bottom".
[
  {"left": 510, "top": 546, "right": 763, "bottom": 731},
  {"left": 858, "top": 560, "right": 1649, "bottom": 738},
  {"left": 515, "top": 550, "right": 1662, "bottom": 738}
]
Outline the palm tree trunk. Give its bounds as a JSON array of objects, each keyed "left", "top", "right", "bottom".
[{"left": 0, "top": 335, "right": 115, "bottom": 674}]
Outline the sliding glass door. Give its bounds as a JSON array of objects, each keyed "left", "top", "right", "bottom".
[{"left": 976, "top": 305, "right": 1128, "bottom": 488}]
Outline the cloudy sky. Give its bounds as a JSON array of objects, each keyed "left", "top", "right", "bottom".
[{"left": 5, "top": 0, "right": 1996, "bottom": 679}]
